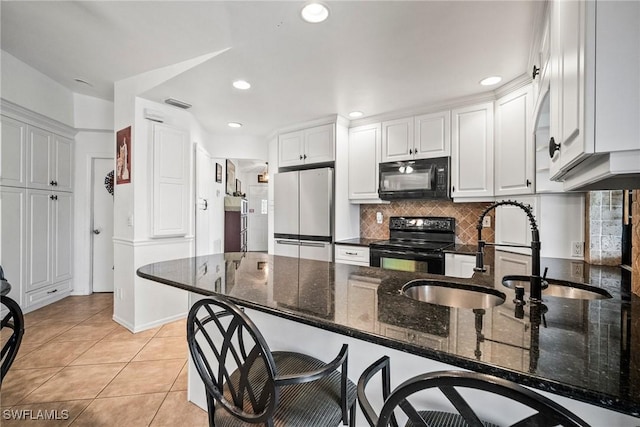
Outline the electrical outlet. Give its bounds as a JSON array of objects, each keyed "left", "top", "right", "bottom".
[
  {"left": 570, "top": 262, "right": 584, "bottom": 278},
  {"left": 376, "top": 212, "right": 383, "bottom": 224},
  {"left": 482, "top": 215, "right": 491, "bottom": 228},
  {"left": 571, "top": 241, "right": 584, "bottom": 257}
]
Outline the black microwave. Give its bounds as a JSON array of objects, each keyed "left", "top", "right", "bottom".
[{"left": 378, "top": 157, "right": 450, "bottom": 200}]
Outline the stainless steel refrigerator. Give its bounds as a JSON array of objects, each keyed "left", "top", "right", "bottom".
[{"left": 273, "top": 167, "right": 333, "bottom": 261}]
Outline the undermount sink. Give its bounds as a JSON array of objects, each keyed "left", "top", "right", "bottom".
[
  {"left": 501, "top": 275, "right": 613, "bottom": 300},
  {"left": 402, "top": 280, "right": 506, "bottom": 309}
]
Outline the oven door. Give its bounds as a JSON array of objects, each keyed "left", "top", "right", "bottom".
[{"left": 370, "top": 248, "right": 445, "bottom": 275}]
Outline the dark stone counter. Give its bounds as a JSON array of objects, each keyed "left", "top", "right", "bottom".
[{"left": 137, "top": 252, "right": 640, "bottom": 417}]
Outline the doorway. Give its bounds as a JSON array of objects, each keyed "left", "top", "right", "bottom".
[
  {"left": 247, "top": 184, "right": 268, "bottom": 251},
  {"left": 91, "top": 158, "right": 114, "bottom": 292}
]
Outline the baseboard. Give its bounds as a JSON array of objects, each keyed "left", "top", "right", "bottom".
[{"left": 113, "top": 312, "right": 187, "bottom": 333}]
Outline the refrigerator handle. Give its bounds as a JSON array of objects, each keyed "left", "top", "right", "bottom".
[
  {"left": 300, "top": 241, "right": 327, "bottom": 248},
  {"left": 276, "top": 240, "right": 300, "bottom": 246}
]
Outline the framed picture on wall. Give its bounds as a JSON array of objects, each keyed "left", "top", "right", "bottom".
[
  {"left": 226, "top": 159, "right": 235, "bottom": 195},
  {"left": 258, "top": 173, "right": 268, "bottom": 183},
  {"left": 215, "top": 163, "right": 222, "bottom": 183},
  {"left": 116, "top": 126, "right": 132, "bottom": 184}
]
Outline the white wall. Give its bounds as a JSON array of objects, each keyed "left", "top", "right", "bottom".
[
  {"left": 204, "top": 134, "right": 268, "bottom": 161},
  {"left": 72, "top": 94, "right": 114, "bottom": 295},
  {"left": 1, "top": 50, "right": 74, "bottom": 126}
]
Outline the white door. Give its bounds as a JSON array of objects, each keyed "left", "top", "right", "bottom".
[
  {"left": 247, "top": 184, "right": 268, "bottom": 251},
  {"left": 91, "top": 158, "right": 114, "bottom": 292}
]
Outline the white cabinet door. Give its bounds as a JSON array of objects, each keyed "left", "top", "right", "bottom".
[
  {"left": 381, "top": 117, "right": 414, "bottom": 162},
  {"left": 1, "top": 116, "right": 27, "bottom": 187},
  {"left": 303, "top": 123, "right": 334, "bottom": 164},
  {"left": 348, "top": 123, "right": 381, "bottom": 201},
  {"left": 495, "top": 197, "right": 536, "bottom": 256},
  {"left": 414, "top": 111, "right": 451, "bottom": 158},
  {"left": 53, "top": 136, "right": 73, "bottom": 192},
  {"left": 52, "top": 192, "right": 73, "bottom": 283},
  {"left": 444, "top": 253, "right": 475, "bottom": 278},
  {"left": 0, "top": 186, "right": 26, "bottom": 305},
  {"left": 278, "top": 130, "right": 304, "bottom": 167},
  {"left": 27, "top": 126, "right": 53, "bottom": 190},
  {"left": 151, "top": 123, "right": 190, "bottom": 237},
  {"left": 451, "top": 102, "right": 494, "bottom": 198},
  {"left": 495, "top": 85, "right": 534, "bottom": 196},
  {"left": 26, "top": 189, "right": 52, "bottom": 292}
]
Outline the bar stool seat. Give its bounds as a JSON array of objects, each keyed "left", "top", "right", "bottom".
[{"left": 187, "top": 295, "right": 357, "bottom": 427}]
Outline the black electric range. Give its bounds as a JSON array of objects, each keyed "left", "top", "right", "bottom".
[{"left": 369, "top": 217, "right": 456, "bottom": 274}]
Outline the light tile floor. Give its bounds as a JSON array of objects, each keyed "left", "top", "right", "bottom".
[{"left": 1, "top": 294, "right": 208, "bottom": 426}]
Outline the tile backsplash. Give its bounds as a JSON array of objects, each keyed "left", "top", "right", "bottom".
[
  {"left": 586, "top": 191, "right": 623, "bottom": 265},
  {"left": 360, "top": 200, "right": 495, "bottom": 245}
]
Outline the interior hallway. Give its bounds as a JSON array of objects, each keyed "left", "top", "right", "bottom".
[{"left": 1, "top": 294, "right": 207, "bottom": 426}]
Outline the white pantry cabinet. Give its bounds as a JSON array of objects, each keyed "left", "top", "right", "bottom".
[
  {"left": 22, "top": 189, "right": 73, "bottom": 310},
  {"left": 1, "top": 115, "right": 73, "bottom": 192},
  {"left": 278, "top": 123, "right": 335, "bottom": 168},
  {"left": 494, "top": 85, "right": 534, "bottom": 196},
  {"left": 381, "top": 112, "right": 450, "bottom": 162},
  {"left": 451, "top": 102, "right": 494, "bottom": 199},
  {"left": 348, "top": 123, "right": 381, "bottom": 202},
  {"left": 0, "top": 107, "right": 75, "bottom": 312}
]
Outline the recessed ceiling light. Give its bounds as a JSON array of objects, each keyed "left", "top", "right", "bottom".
[
  {"left": 233, "top": 80, "right": 251, "bottom": 90},
  {"left": 228, "top": 122, "right": 243, "bottom": 128},
  {"left": 349, "top": 111, "right": 364, "bottom": 118},
  {"left": 301, "top": 2, "right": 329, "bottom": 23},
  {"left": 480, "top": 76, "right": 502, "bottom": 86}
]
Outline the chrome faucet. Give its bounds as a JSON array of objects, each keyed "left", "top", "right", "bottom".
[{"left": 474, "top": 200, "right": 543, "bottom": 302}]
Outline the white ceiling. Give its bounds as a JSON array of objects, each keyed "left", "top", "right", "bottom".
[{"left": 1, "top": 1, "right": 540, "bottom": 139}]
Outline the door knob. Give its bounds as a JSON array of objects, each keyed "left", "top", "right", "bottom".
[{"left": 93, "top": 229, "right": 101, "bottom": 235}]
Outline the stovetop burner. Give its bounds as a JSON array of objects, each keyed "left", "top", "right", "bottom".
[{"left": 370, "top": 216, "right": 456, "bottom": 254}]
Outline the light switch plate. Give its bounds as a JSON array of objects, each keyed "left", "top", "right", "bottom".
[
  {"left": 376, "top": 212, "right": 383, "bottom": 224},
  {"left": 482, "top": 215, "right": 491, "bottom": 228}
]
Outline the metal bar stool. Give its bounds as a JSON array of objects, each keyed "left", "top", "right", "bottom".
[
  {"left": 1, "top": 266, "right": 24, "bottom": 384},
  {"left": 357, "top": 356, "right": 590, "bottom": 427},
  {"left": 187, "top": 295, "right": 357, "bottom": 426}
]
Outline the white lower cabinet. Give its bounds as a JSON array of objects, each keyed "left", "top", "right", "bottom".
[
  {"left": 22, "top": 188, "right": 73, "bottom": 310},
  {"left": 444, "top": 253, "right": 475, "bottom": 278},
  {"left": 335, "top": 245, "right": 370, "bottom": 266}
]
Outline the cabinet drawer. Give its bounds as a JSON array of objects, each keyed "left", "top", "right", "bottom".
[
  {"left": 335, "top": 245, "right": 370, "bottom": 266},
  {"left": 25, "top": 280, "right": 71, "bottom": 309}
]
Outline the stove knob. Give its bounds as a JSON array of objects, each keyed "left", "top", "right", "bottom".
[{"left": 416, "top": 219, "right": 423, "bottom": 226}]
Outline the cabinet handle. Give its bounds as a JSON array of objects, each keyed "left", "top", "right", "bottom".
[
  {"left": 50, "top": 180, "right": 55, "bottom": 186},
  {"left": 548, "top": 137, "right": 561, "bottom": 158},
  {"left": 50, "top": 195, "right": 55, "bottom": 200},
  {"left": 303, "top": 154, "right": 307, "bottom": 160},
  {"left": 47, "top": 289, "right": 58, "bottom": 294},
  {"left": 54, "top": 180, "right": 58, "bottom": 186},
  {"left": 532, "top": 65, "right": 540, "bottom": 80},
  {"left": 345, "top": 251, "right": 358, "bottom": 256},
  {"left": 299, "top": 155, "right": 303, "bottom": 160},
  {"left": 409, "top": 149, "right": 413, "bottom": 155},
  {"left": 452, "top": 186, "right": 455, "bottom": 193},
  {"left": 526, "top": 179, "right": 531, "bottom": 187},
  {"left": 54, "top": 195, "right": 58, "bottom": 201}
]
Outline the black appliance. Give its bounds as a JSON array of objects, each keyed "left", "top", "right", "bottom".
[
  {"left": 378, "top": 156, "right": 450, "bottom": 200},
  {"left": 370, "top": 217, "right": 456, "bottom": 274}
]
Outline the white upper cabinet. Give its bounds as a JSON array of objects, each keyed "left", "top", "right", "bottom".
[
  {"left": 52, "top": 135, "right": 73, "bottom": 192},
  {"left": 548, "top": 0, "right": 640, "bottom": 183},
  {"left": 27, "top": 125, "right": 53, "bottom": 190},
  {"left": 151, "top": 123, "right": 190, "bottom": 238},
  {"left": 278, "top": 123, "right": 335, "bottom": 167},
  {"left": 494, "top": 85, "right": 534, "bottom": 196},
  {"left": 414, "top": 111, "right": 451, "bottom": 158},
  {"left": 451, "top": 102, "right": 494, "bottom": 199},
  {"left": 381, "top": 117, "right": 414, "bottom": 162},
  {"left": 381, "top": 112, "right": 450, "bottom": 162},
  {"left": 348, "top": 123, "right": 381, "bottom": 202},
  {"left": 1, "top": 116, "right": 27, "bottom": 187}
]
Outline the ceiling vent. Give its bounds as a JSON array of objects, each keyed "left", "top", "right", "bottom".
[{"left": 164, "top": 98, "right": 192, "bottom": 109}]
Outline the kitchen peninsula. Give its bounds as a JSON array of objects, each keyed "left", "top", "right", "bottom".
[{"left": 137, "top": 252, "right": 640, "bottom": 425}]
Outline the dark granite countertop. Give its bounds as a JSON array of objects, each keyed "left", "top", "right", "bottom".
[
  {"left": 137, "top": 252, "right": 640, "bottom": 417},
  {"left": 335, "top": 238, "right": 382, "bottom": 247}
]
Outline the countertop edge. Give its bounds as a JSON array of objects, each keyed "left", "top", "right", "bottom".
[{"left": 137, "top": 266, "right": 640, "bottom": 418}]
